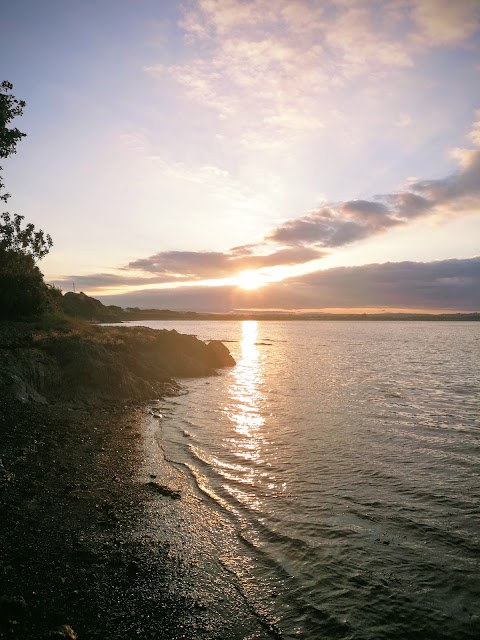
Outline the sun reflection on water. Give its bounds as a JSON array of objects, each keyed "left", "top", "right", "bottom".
[{"left": 227, "top": 321, "right": 267, "bottom": 462}]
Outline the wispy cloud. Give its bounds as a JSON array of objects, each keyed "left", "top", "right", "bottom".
[
  {"left": 127, "top": 245, "right": 324, "bottom": 278},
  {"left": 145, "top": 0, "right": 480, "bottom": 144},
  {"left": 52, "top": 272, "right": 181, "bottom": 291},
  {"left": 411, "top": 0, "right": 480, "bottom": 46},
  {"left": 267, "top": 200, "right": 403, "bottom": 247},
  {"left": 267, "top": 124, "right": 480, "bottom": 249}
]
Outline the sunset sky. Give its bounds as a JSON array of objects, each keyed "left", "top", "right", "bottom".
[{"left": 1, "top": 0, "right": 479, "bottom": 311}]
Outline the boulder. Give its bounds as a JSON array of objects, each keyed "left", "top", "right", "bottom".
[{"left": 206, "top": 340, "right": 236, "bottom": 367}]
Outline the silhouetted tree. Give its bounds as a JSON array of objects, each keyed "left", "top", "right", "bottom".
[
  {"left": 0, "top": 81, "right": 53, "bottom": 318},
  {"left": 0, "top": 250, "right": 49, "bottom": 319},
  {"left": 0, "top": 212, "right": 52, "bottom": 259},
  {"left": 0, "top": 80, "right": 26, "bottom": 204}
]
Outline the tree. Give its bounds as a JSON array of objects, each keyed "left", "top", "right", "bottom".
[
  {"left": 0, "top": 80, "right": 26, "bottom": 203},
  {"left": 1, "top": 81, "right": 52, "bottom": 256},
  {"left": 0, "top": 212, "right": 52, "bottom": 259},
  {"left": 0, "top": 250, "right": 49, "bottom": 319},
  {"left": 0, "top": 81, "right": 53, "bottom": 318}
]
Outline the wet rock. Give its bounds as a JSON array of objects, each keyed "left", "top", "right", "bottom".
[
  {"left": 146, "top": 481, "right": 181, "bottom": 499},
  {"left": 206, "top": 340, "right": 236, "bottom": 366}
]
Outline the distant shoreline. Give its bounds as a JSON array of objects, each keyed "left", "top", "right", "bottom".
[
  {"left": 119, "top": 311, "right": 480, "bottom": 322},
  {"left": 59, "top": 291, "right": 479, "bottom": 324}
]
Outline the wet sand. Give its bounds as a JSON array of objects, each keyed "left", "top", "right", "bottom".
[{"left": 0, "top": 398, "right": 279, "bottom": 639}]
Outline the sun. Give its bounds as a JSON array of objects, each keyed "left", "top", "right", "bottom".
[{"left": 236, "top": 270, "right": 265, "bottom": 290}]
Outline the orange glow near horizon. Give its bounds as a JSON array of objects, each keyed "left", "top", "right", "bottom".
[{"left": 60, "top": 255, "right": 326, "bottom": 297}]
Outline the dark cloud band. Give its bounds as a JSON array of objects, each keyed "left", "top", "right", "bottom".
[{"left": 97, "top": 257, "right": 479, "bottom": 312}]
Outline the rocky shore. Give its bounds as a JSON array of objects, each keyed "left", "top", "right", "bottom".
[
  {"left": 0, "top": 323, "right": 277, "bottom": 639},
  {"left": 0, "top": 322, "right": 235, "bottom": 406}
]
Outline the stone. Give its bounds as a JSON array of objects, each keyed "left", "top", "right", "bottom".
[{"left": 206, "top": 340, "right": 236, "bottom": 366}]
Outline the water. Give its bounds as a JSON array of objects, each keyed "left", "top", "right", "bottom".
[{"left": 131, "top": 320, "right": 480, "bottom": 639}]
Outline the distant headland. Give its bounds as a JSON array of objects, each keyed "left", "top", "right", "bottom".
[{"left": 62, "top": 291, "right": 479, "bottom": 323}]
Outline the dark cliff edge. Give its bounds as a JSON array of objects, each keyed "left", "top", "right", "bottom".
[{"left": 0, "top": 323, "right": 235, "bottom": 406}]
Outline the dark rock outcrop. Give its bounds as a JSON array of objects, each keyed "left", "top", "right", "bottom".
[
  {"left": 0, "top": 324, "right": 236, "bottom": 405},
  {"left": 206, "top": 340, "right": 236, "bottom": 366}
]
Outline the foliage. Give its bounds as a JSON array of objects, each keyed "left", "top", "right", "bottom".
[
  {"left": 0, "top": 80, "right": 26, "bottom": 203},
  {"left": 0, "top": 249, "right": 50, "bottom": 319},
  {"left": 0, "top": 212, "right": 53, "bottom": 259},
  {"left": 46, "top": 283, "right": 64, "bottom": 304},
  {"left": 34, "top": 308, "right": 89, "bottom": 333},
  {"left": 60, "top": 291, "right": 123, "bottom": 322},
  {"left": 0, "top": 81, "right": 54, "bottom": 319},
  {"left": 0, "top": 82, "right": 53, "bottom": 261}
]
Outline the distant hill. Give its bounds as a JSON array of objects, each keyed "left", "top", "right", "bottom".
[
  {"left": 117, "top": 308, "right": 480, "bottom": 322},
  {"left": 61, "top": 292, "right": 122, "bottom": 322},
  {"left": 57, "top": 293, "right": 479, "bottom": 322}
]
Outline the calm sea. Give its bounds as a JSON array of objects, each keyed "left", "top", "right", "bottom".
[{"left": 131, "top": 320, "right": 480, "bottom": 639}]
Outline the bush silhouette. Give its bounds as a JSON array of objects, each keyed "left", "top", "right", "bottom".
[
  {"left": 0, "top": 81, "right": 53, "bottom": 319},
  {"left": 0, "top": 249, "right": 49, "bottom": 319}
]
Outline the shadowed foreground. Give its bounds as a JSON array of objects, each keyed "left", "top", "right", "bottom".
[{"left": 0, "top": 324, "right": 277, "bottom": 639}]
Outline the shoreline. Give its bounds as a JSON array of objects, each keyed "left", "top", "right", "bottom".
[
  {"left": 0, "top": 322, "right": 280, "bottom": 638},
  {"left": 0, "top": 394, "right": 279, "bottom": 639}
]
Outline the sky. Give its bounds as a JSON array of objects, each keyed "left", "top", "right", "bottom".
[{"left": 1, "top": 0, "right": 479, "bottom": 312}]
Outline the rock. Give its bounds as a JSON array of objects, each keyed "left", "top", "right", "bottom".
[
  {"left": 127, "top": 560, "right": 140, "bottom": 575},
  {"left": 0, "top": 324, "right": 237, "bottom": 406},
  {"left": 0, "top": 595, "right": 27, "bottom": 622},
  {"left": 43, "top": 624, "right": 77, "bottom": 639},
  {"left": 146, "top": 481, "right": 181, "bottom": 499},
  {"left": 206, "top": 340, "right": 236, "bottom": 366}
]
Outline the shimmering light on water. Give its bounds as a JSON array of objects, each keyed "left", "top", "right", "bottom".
[
  {"left": 228, "top": 321, "right": 264, "bottom": 436},
  {"left": 227, "top": 321, "right": 269, "bottom": 468}
]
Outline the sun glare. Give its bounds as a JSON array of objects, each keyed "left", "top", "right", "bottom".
[{"left": 236, "top": 270, "right": 265, "bottom": 290}]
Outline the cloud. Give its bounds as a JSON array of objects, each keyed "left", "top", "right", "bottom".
[
  {"left": 411, "top": 0, "right": 480, "bottom": 46},
  {"left": 267, "top": 137, "right": 480, "bottom": 248},
  {"left": 385, "top": 191, "right": 433, "bottom": 219},
  {"left": 267, "top": 200, "right": 402, "bottom": 248},
  {"left": 395, "top": 113, "right": 412, "bottom": 127},
  {"left": 73, "top": 107, "right": 480, "bottom": 290},
  {"left": 469, "top": 110, "right": 480, "bottom": 147},
  {"left": 143, "top": 2, "right": 386, "bottom": 140},
  {"left": 97, "top": 256, "right": 480, "bottom": 312},
  {"left": 127, "top": 245, "right": 324, "bottom": 278},
  {"left": 297, "top": 256, "right": 480, "bottom": 310},
  {"left": 51, "top": 272, "right": 181, "bottom": 291},
  {"left": 148, "top": 0, "right": 480, "bottom": 142},
  {"left": 325, "top": 5, "right": 413, "bottom": 74},
  {"left": 409, "top": 149, "right": 480, "bottom": 208}
]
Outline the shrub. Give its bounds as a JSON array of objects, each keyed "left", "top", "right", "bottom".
[{"left": 0, "top": 249, "right": 50, "bottom": 319}]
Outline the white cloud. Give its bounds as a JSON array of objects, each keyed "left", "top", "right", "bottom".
[
  {"left": 160, "top": 2, "right": 409, "bottom": 138},
  {"left": 411, "top": 0, "right": 480, "bottom": 46},
  {"left": 468, "top": 109, "right": 480, "bottom": 147},
  {"left": 149, "top": 0, "right": 480, "bottom": 150},
  {"left": 395, "top": 113, "right": 412, "bottom": 127}
]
